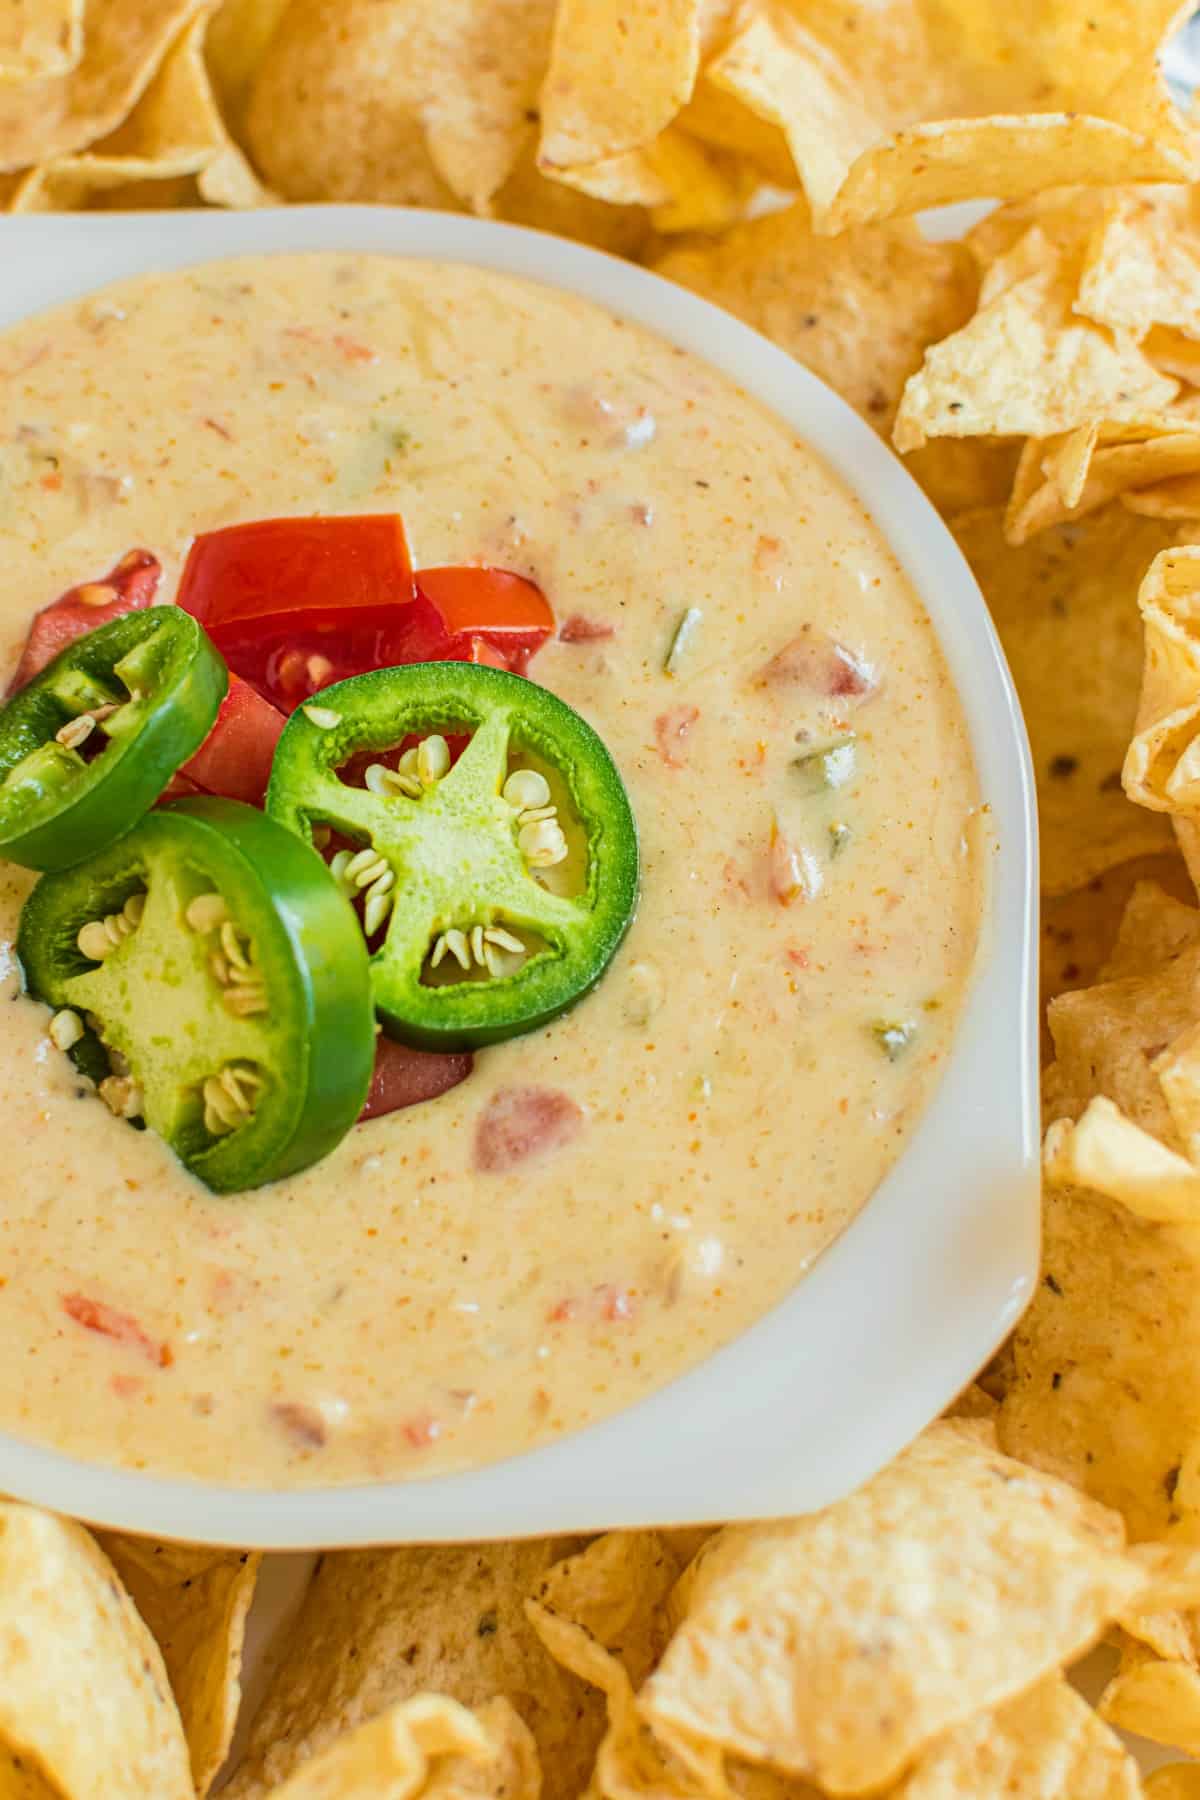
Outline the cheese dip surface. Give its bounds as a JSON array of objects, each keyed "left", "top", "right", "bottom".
[{"left": 0, "top": 254, "right": 982, "bottom": 1487}]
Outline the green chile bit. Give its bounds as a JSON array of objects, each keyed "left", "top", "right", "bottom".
[{"left": 664, "top": 607, "right": 703, "bottom": 675}]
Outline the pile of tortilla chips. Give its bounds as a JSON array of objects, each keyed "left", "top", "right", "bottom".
[{"left": 13, "top": 0, "right": 1200, "bottom": 1794}]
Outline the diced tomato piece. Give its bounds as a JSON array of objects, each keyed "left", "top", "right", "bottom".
[
  {"left": 559, "top": 613, "right": 615, "bottom": 642},
  {"left": 655, "top": 704, "right": 700, "bottom": 768},
  {"left": 182, "top": 674, "right": 286, "bottom": 806},
  {"left": 177, "top": 515, "right": 415, "bottom": 635},
  {"left": 416, "top": 566, "right": 554, "bottom": 673},
  {"left": 7, "top": 549, "right": 162, "bottom": 695},
  {"left": 474, "top": 1086, "right": 583, "bottom": 1172},
  {"left": 61, "top": 1291, "right": 172, "bottom": 1367},
  {"left": 360, "top": 1035, "right": 474, "bottom": 1122}
]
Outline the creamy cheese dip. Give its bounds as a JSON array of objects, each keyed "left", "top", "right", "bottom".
[{"left": 0, "top": 254, "right": 982, "bottom": 1487}]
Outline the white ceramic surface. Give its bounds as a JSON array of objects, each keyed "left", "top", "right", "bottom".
[{"left": 0, "top": 208, "right": 1039, "bottom": 1547}]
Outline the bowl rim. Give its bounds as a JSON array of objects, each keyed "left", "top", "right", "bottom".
[{"left": 0, "top": 206, "right": 1039, "bottom": 1548}]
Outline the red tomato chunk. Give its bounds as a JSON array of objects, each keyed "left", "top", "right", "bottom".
[
  {"left": 474, "top": 1086, "right": 582, "bottom": 1172},
  {"left": 7, "top": 549, "right": 161, "bottom": 695}
]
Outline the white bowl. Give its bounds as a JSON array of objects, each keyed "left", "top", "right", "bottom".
[{"left": 0, "top": 208, "right": 1038, "bottom": 1547}]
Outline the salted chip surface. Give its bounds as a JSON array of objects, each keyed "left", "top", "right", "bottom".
[
  {"left": 638, "top": 1418, "right": 1142, "bottom": 1795},
  {"left": 97, "top": 1532, "right": 259, "bottom": 1797},
  {"left": 0, "top": 1502, "right": 192, "bottom": 1800},
  {"left": 953, "top": 506, "right": 1177, "bottom": 893},
  {"left": 653, "top": 203, "right": 976, "bottom": 435},
  {"left": 0, "top": 0, "right": 206, "bottom": 172},
  {"left": 892, "top": 1675, "right": 1139, "bottom": 1800},
  {"left": 893, "top": 257, "right": 1177, "bottom": 452},
  {"left": 0, "top": 0, "right": 83, "bottom": 81},
  {"left": 225, "top": 1539, "right": 603, "bottom": 1800},
  {"left": 265, "top": 1695, "right": 540, "bottom": 1800},
  {"left": 538, "top": 0, "right": 700, "bottom": 171}
]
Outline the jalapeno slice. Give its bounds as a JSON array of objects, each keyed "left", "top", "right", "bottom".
[
  {"left": 17, "top": 798, "right": 376, "bottom": 1193},
  {"left": 0, "top": 608, "right": 227, "bottom": 871},
  {"left": 266, "top": 663, "right": 639, "bottom": 1049}
]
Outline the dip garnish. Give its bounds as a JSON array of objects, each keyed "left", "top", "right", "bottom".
[
  {"left": 267, "top": 661, "right": 639, "bottom": 1050},
  {"left": 17, "top": 799, "right": 375, "bottom": 1192},
  {"left": 0, "top": 608, "right": 226, "bottom": 870},
  {"left": 176, "top": 516, "right": 554, "bottom": 709}
]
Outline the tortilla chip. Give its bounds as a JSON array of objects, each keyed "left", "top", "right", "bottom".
[
  {"left": 529, "top": 1534, "right": 691, "bottom": 1693},
  {"left": 893, "top": 1676, "right": 1139, "bottom": 1800},
  {"left": 538, "top": 0, "right": 700, "bottom": 171},
  {"left": 953, "top": 505, "right": 1178, "bottom": 894},
  {"left": 224, "top": 1540, "right": 605, "bottom": 1800},
  {"left": 1078, "top": 188, "right": 1200, "bottom": 344},
  {"left": 999, "top": 1171, "right": 1200, "bottom": 1540},
  {"left": 1043, "top": 1098, "right": 1200, "bottom": 1222},
  {"left": 1103, "top": 877, "right": 1200, "bottom": 979},
  {"left": 674, "top": 77, "right": 795, "bottom": 188},
  {"left": 0, "top": 0, "right": 83, "bottom": 81},
  {"left": 0, "top": 1746, "right": 59, "bottom": 1800},
  {"left": 266, "top": 1695, "right": 540, "bottom": 1800},
  {"left": 1147, "top": 1767, "right": 1200, "bottom": 1800},
  {"left": 638, "top": 1418, "right": 1144, "bottom": 1795},
  {"left": 1099, "top": 1640, "right": 1200, "bottom": 1755},
  {"left": 0, "top": 1502, "right": 192, "bottom": 1799},
  {"left": 495, "top": 142, "right": 650, "bottom": 256},
  {"left": 97, "top": 1533, "right": 260, "bottom": 1797},
  {"left": 653, "top": 203, "right": 976, "bottom": 436},
  {"left": 903, "top": 440, "right": 1021, "bottom": 517},
  {"left": 0, "top": 0, "right": 208, "bottom": 173},
  {"left": 543, "top": 129, "right": 752, "bottom": 233},
  {"left": 893, "top": 256, "right": 1178, "bottom": 453},
  {"left": 1126, "top": 546, "right": 1200, "bottom": 887},
  {"left": 1041, "top": 858, "right": 1195, "bottom": 1029},
  {"left": 245, "top": 0, "right": 549, "bottom": 213},
  {"left": 1145, "top": 326, "right": 1200, "bottom": 387},
  {"left": 1126, "top": 474, "right": 1200, "bottom": 521},
  {"left": 204, "top": 0, "right": 292, "bottom": 131},
  {"left": 1008, "top": 429, "right": 1200, "bottom": 545},
  {"left": 694, "top": 0, "right": 1193, "bottom": 232}
]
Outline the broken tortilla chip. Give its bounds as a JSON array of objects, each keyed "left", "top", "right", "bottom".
[
  {"left": 0, "top": 0, "right": 83, "bottom": 82},
  {"left": 894, "top": 1676, "right": 1139, "bottom": 1800},
  {"left": 1007, "top": 428, "right": 1200, "bottom": 545},
  {"left": 893, "top": 255, "right": 1178, "bottom": 453},
  {"left": 0, "top": 0, "right": 208, "bottom": 173},
  {"left": 528, "top": 1533, "right": 692, "bottom": 1693},
  {"left": 97, "top": 1532, "right": 260, "bottom": 1798},
  {"left": 266, "top": 1695, "right": 540, "bottom": 1800},
  {"left": 0, "top": 1502, "right": 192, "bottom": 1800},
  {"left": 1126, "top": 473, "right": 1200, "bottom": 521},
  {"left": 953, "top": 505, "right": 1178, "bottom": 894},
  {"left": 638, "top": 1418, "right": 1146, "bottom": 1795},
  {"left": 224, "top": 1540, "right": 604, "bottom": 1800},
  {"left": 653, "top": 202, "right": 977, "bottom": 435},
  {"left": 538, "top": 0, "right": 700, "bottom": 171}
]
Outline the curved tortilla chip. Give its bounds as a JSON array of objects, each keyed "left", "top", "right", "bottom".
[
  {"left": 0, "top": 0, "right": 208, "bottom": 173},
  {"left": 639, "top": 1418, "right": 1144, "bottom": 1795},
  {"left": 97, "top": 1533, "right": 260, "bottom": 1797},
  {"left": 0, "top": 1503, "right": 192, "bottom": 1800},
  {"left": 224, "top": 1540, "right": 603, "bottom": 1800},
  {"left": 1099, "top": 1641, "right": 1200, "bottom": 1755},
  {"left": 538, "top": 0, "right": 701, "bottom": 170},
  {"left": 267, "top": 1695, "right": 540, "bottom": 1800}
]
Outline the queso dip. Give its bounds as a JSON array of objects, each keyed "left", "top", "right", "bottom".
[{"left": 0, "top": 254, "right": 982, "bottom": 1487}]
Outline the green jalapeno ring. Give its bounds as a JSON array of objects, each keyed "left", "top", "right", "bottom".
[
  {"left": 18, "top": 798, "right": 376, "bottom": 1194},
  {"left": 266, "top": 662, "right": 640, "bottom": 1050},
  {"left": 0, "top": 608, "right": 227, "bottom": 872}
]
